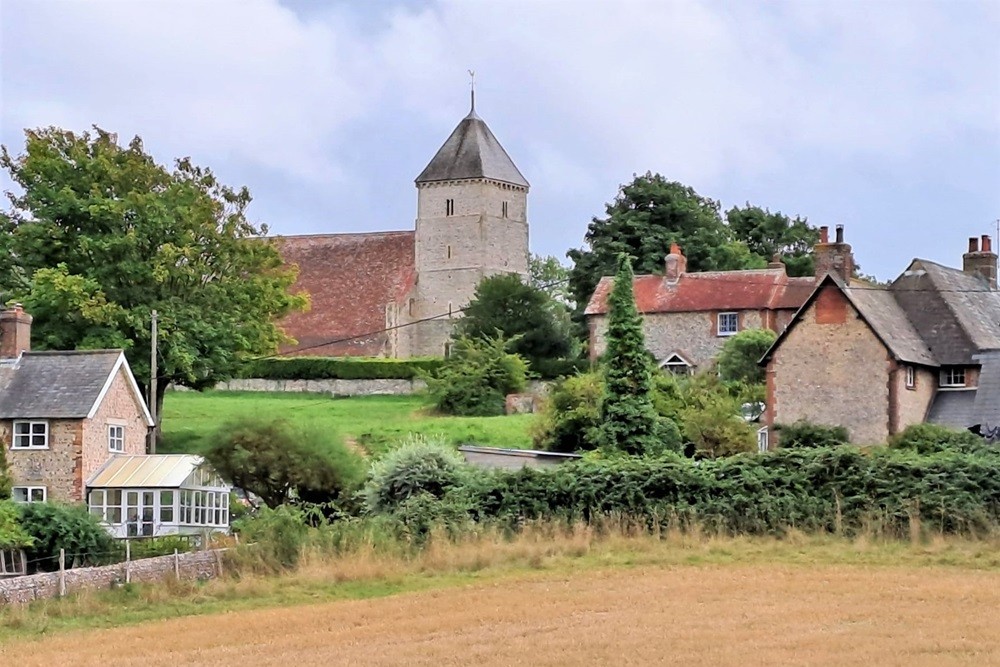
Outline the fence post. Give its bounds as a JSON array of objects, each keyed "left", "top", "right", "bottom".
[
  {"left": 58, "top": 548, "right": 66, "bottom": 598},
  {"left": 174, "top": 548, "right": 180, "bottom": 581},
  {"left": 125, "top": 539, "right": 132, "bottom": 584},
  {"left": 214, "top": 549, "right": 224, "bottom": 578}
]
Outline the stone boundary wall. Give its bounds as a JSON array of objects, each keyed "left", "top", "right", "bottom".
[
  {"left": 0, "top": 549, "right": 223, "bottom": 607},
  {"left": 210, "top": 378, "right": 426, "bottom": 396}
]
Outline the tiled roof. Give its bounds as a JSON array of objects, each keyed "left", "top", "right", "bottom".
[
  {"left": 972, "top": 350, "right": 1000, "bottom": 428},
  {"left": 415, "top": 108, "right": 529, "bottom": 188},
  {"left": 584, "top": 268, "right": 814, "bottom": 316},
  {"left": 0, "top": 350, "right": 127, "bottom": 419},
  {"left": 277, "top": 232, "right": 416, "bottom": 356},
  {"left": 842, "top": 285, "right": 937, "bottom": 366}
]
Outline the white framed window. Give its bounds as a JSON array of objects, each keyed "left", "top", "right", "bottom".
[
  {"left": 659, "top": 354, "right": 693, "bottom": 376},
  {"left": 717, "top": 312, "right": 739, "bottom": 337},
  {"left": 757, "top": 427, "right": 769, "bottom": 453},
  {"left": 939, "top": 367, "right": 966, "bottom": 388},
  {"left": 12, "top": 486, "right": 46, "bottom": 503},
  {"left": 905, "top": 366, "right": 915, "bottom": 390},
  {"left": 108, "top": 424, "right": 125, "bottom": 452},
  {"left": 12, "top": 420, "right": 48, "bottom": 449}
]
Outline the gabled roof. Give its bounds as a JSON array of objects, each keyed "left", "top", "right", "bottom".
[
  {"left": 277, "top": 232, "right": 416, "bottom": 356},
  {"left": 585, "top": 268, "right": 814, "bottom": 316},
  {"left": 761, "top": 274, "right": 937, "bottom": 367},
  {"left": 415, "top": 108, "right": 529, "bottom": 188},
  {"left": 972, "top": 350, "right": 1000, "bottom": 427},
  {"left": 88, "top": 454, "right": 212, "bottom": 488},
  {"left": 0, "top": 350, "right": 154, "bottom": 425}
]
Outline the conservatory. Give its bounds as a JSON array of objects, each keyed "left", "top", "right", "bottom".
[{"left": 86, "top": 455, "right": 231, "bottom": 539}]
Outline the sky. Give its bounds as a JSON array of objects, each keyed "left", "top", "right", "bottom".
[{"left": 1, "top": 0, "right": 998, "bottom": 281}]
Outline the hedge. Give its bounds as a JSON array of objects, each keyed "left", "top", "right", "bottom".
[
  {"left": 239, "top": 356, "right": 590, "bottom": 381},
  {"left": 388, "top": 446, "right": 1000, "bottom": 536},
  {"left": 238, "top": 357, "right": 444, "bottom": 380}
]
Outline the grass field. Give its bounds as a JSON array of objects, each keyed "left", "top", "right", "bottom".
[
  {"left": 3, "top": 532, "right": 1000, "bottom": 666},
  {"left": 160, "top": 391, "right": 536, "bottom": 455}
]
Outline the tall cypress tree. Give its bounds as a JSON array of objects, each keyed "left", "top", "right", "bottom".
[{"left": 598, "top": 254, "right": 668, "bottom": 454}]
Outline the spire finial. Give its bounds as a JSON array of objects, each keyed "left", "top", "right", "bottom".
[{"left": 468, "top": 69, "right": 476, "bottom": 111}]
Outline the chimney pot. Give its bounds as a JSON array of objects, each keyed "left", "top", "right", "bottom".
[
  {"left": 664, "top": 243, "right": 687, "bottom": 284},
  {"left": 969, "top": 237, "right": 980, "bottom": 253},
  {"left": 819, "top": 226, "right": 829, "bottom": 244},
  {"left": 835, "top": 225, "right": 844, "bottom": 244},
  {"left": 982, "top": 235, "right": 992, "bottom": 253}
]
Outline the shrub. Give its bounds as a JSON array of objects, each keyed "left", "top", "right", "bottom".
[
  {"left": 888, "top": 423, "right": 988, "bottom": 456},
  {"left": 232, "top": 505, "right": 309, "bottom": 571},
  {"left": 0, "top": 501, "right": 32, "bottom": 550},
  {"left": 716, "top": 328, "right": 776, "bottom": 386},
  {"left": 364, "top": 435, "right": 470, "bottom": 514},
  {"left": 424, "top": 335, "right": 528, "bottom": 416},
  {"left": 776, "top": 421, "right": 849, "bottom": 449},
  {"left": 16, "top": 503, "right": 118, "bottom": 571},
  {"left": 0, "top": 446, "right": 10, "bottom": 500},
  {"left": 238, "top": 357, "right": 443, "bottom": 381},
  {"left": 204, "top": 418, "right": 366, "bottom": 508},
  {"left": 532, "top": 357, "right": 589, "bottom": 380},
  {"left": 656, "top": 371, "right": 753, "bottom": 458},
  {"left": 532, "top": 372, "right": 603, "bottom": 453}
]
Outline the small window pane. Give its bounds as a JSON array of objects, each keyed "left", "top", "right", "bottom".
[
  {"left": 12, "top": 488, "right": 28, "bottom": 503},
  {"left": 109, "top": 507, "right": 122, "bottom": 524},
  {"left": 29, "top": 488, "right": 45, "bottom": 502}
]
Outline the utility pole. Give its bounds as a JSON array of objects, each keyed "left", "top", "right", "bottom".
[{"left": 149, "top": 309, "right": 158, "bottom": 454}]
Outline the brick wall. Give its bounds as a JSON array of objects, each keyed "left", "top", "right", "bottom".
[
  {"left": 0, "top": 550, "right": 222, "bottom": 607},
  {"left": 767, "top": 286, "right": 891, "bottom": 444},
  {"left": 82, "top": 367, "right": 150, "bottom": 484}
]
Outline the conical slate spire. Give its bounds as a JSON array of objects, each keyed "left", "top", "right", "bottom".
[{"left": 415, "top": 104, "right": 528, "bottom": 188}]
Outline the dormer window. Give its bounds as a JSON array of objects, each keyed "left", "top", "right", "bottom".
[
  {"left": 446, "top": 199, "right": 455, "bottom": 216},
  {"left": 659, "top": 353, "right": 693, "bottom": 375},
  {"left": 939, "top": 367, "right": 966, "bottom": 388}
]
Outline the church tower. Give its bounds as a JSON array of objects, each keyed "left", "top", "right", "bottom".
[{"left": 406, "top": 97, "right": 530, "bottom": 356}]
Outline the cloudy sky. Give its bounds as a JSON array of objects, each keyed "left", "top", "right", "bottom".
[{"left": 1, "top": 0, "right": 998, "bottom": 280}]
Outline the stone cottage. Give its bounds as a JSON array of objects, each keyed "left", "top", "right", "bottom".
[
  {"left": 0, "top": 305, "right": 154, "bottom": 503},
  {"left": 583, "top": 226, "right": 862, "bottom": 371},
  {"left": 277, "top": 95, "right": 530, "bottom": 358},
  {"left": 761, "top": 235, "right": 1000, "bottom": 445}
]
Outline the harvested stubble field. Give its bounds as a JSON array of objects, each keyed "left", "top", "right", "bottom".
[{"left": 4, "top": 559, "right": 999, "bottom": 666}]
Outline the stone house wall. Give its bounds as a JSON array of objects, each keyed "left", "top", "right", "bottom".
[
  {"left": 0, "top": 549, "right": 222, "bottom": 607},
  {"left": 589, "top": 308, "right": 781, "bottom": 369},
  {"left": 766, "top": 286, "right": 891, "bottom": 444},
  {"left": 3, "top": 419, "right": 84, "bottom": 503},
  {"left": 892, "top": 365, "right": 937, "bottom": 433}
]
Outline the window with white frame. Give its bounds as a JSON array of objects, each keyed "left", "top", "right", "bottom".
[
  {"left": 717, "top": 312, "right": 739, "bottom": 337},
  {"left": 939, "top": 367, "right": 966, "bottom": 388},
  {"left": 179, "top": 489, "right": 229, "bottom": 526},
  {"left": 108, "top": 424, "right": 125, "bottom": 452},
  {"left": 905, "top": 366, "right": 915, "bottom": 390},
  {"left": 88, "top": 489, "right": 123, "bottom": 524},
  {"left": 12, "top": 420, "right": 48, "bottom": 449},
  {"left": 757, "top": 427, "right": 769, "bottom": 453},
  {"left": 12, "top": 486, "right": 46, "bottom": 503},
  {"left": 660, "top": 354, "right": 693, "bottom": 376}
]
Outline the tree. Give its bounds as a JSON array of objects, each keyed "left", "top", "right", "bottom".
[
  {"left": 425, "top": 335, "right": 528, "bottom": 416},
  {"left": 0, "top": 127, "right": 307, "bottom": 423},
  {"left": 717, "top": 328, "right": 777, "bottom": 387},
  {"left": 529, "top": 254, "right": 573, "bottom": 307},
  {"left": 725, "top": 204, "right": 819, "bottom": 277},
  {"left": 531, "top": 372, "right": 604, "bottom": 453},
  {"left": 596, "top": 254, "right": 674, "bottom": 455},
  {"left": 456, "top": 273, "right": 573, "bottom": 369},
  {"left": 567, "top": 173, "right": 760, "bottom": 317},
  {"left": 204, "top": 419, "right": 365, "bottom": 509}
]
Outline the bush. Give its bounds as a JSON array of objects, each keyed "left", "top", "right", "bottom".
[
  {"left": 0, "top": 501, "right": 32, "bottom": 550},
  {"left": 238, "top": 357, "right": 443, "bottom": 381},
  {"left": 424, "top": 335, "right": 528, "bottom": 416},
  {"left": 232, "top": 505, "right": 309, "bottom": 571},
  {"left": 204, "top": 419, "right": 366, "bottom": 508},
  {"left": 888, "top": 423, "right": 988, "bottom": 456},
  {"left": 532, "top": 372, "right": 603, "bottom": 453},
  {"left": 449, "top": 446, "right": 1000, "bottom": 536},
  {"left": 0, "top": 446, "right": 10, "bottom": 500},
  {"left": 776, "top": 421, "right": 849, "bottom": 449},
  {"left": 16, "top": 503, "right": 118, "bottom": 571},
  {"left": 364, "top": 435, "right": 470, "bottom": 514},
  {"left": 717, "top": 328, "right": 776, "bottom": 386},
  {"left": 532, "top": 357, "right": 589, "bottom": 380}
]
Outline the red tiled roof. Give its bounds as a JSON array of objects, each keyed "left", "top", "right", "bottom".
[
  {"left": 585, "top": 269, "right": 815, "bottom": 316},
  {"left": 277, "top": 232, "right": 415, "bottom": 356}
]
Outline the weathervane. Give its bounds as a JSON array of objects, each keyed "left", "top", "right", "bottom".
[{"left": 468, "top": 69, "right": 476, "bottom": 111}]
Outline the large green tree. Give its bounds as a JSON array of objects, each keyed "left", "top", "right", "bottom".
[
  {"left": 597, "top": 254, "right": 675, "bottom": 455},
  {"left": 725, "top": 204, "right": 819, "bottom": 277},
  {"left": 567, "top": 173, "right": 762, "bottom": 317},
  {"left": 457, "top": 273, "right": 574, "bottom": 369},
  {"left": 0, "top": 127, "right": 306, "bottom": 422}
]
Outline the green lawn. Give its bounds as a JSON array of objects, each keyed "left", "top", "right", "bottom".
[{"left": 160, "top": 391, "right": 536, "bottom": 456}]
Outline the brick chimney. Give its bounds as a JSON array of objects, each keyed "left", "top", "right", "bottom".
[
  {"left": 0, "top": 304, "right": 32, "bottom": 360},
  {"left": 813, "top": 224, "right": 854, "bottom": 283},
  {"left": 665, "top": 243, "right": 687, "bottom": 284},
  {"left": 767, "top": 252, "right": 786, "bottom": 273},
  {"left": 963, "top": 235, "right": 997, "bottom": 289}
]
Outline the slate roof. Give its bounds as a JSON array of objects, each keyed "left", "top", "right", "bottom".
[
  {"left": 972, "top": 350, "right": 1000, "bottom": 427},
  {"left": 842, "top": 285, "right": 937, "bottom": 366},
  {"left": 0, "top": 350, "right": 126, "bottom": 419},
  {"left": 927, "top": 390, "right": 978, "bottom": 429},
  {"left": 585, "top": 268, "right": 814, "bottom": 316},
  {"left": 277, "top": 232, "right": 416, "bottom": 356},
  {"left": 415, "top": 108, "right": 529, "bottom": 188}
]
